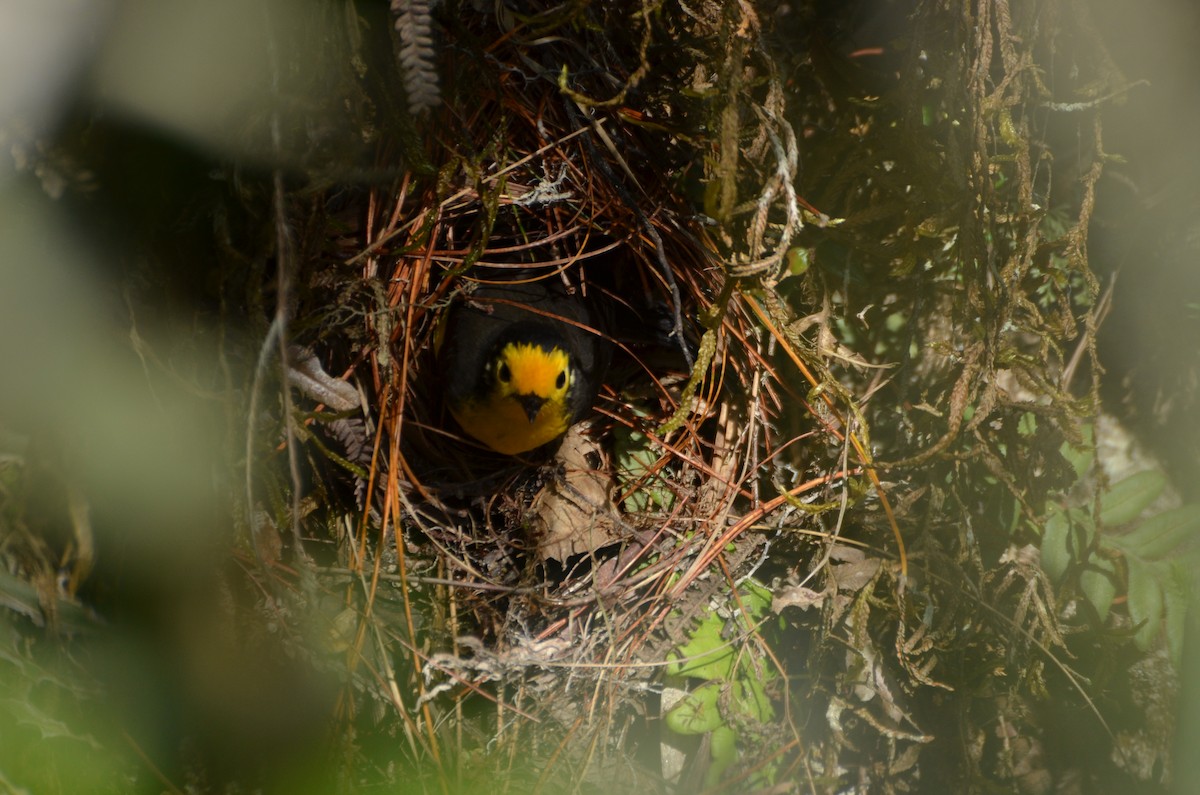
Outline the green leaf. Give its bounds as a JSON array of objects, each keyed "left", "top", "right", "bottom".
[
  {"left": 733, "top": 676, "right": 774, "bottom": 724},
  {"left": 1125, "top": 556, "right": 1164, "bottom": 651},
  {"left": 668, "top": 580, "right": 773, "bottom": 680},
  {"left": 1017, "top": 412, "right": 1038, "bottom": 437},
  {"left": 705, "top": 725, "right": 739, "bottom": 787},
  {"left": 614, "top": 425, "right": 674, "bottom": 513},
  {"left": 1163, "top": 562, "right": 1190, "bottom": 667},
  {"left": 1040, "top": 505, "right": 1071, "bottom": 582},
  {"left": 1079, "top": 557, "right": 1118, "bottom": 622},
  {"left": 1076, "top": 509, "right": 1097, "bottom": 549},
  {"left": 667, "top": 611, "right": 733, "bottom": 680},
  {"left": 785, "top": 246, "right": 810, "bottom": 275},
  {"left": 1108, "top": 505, "right": 1200, "bottom": 560},
  {"left": 664, "top": 681, "right": 724, "bottom": 735},
  {"left": 1100, "top": 470, "right": 1167, "bottom": 527},
  {"left": 739, "top": 578, "right": 772, "bottom": 621},
  {"left": 1040, "top": 505, "right": 1092, "bottom": 581},
  {"left": 1059, "top": 424, "right": 1095, "bottom": 480}
]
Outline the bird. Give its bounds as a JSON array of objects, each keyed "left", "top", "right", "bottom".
[{"left": 438, "top": 275, "right": 612, "bottom": 455}]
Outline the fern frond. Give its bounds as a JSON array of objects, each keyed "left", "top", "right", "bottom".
[{"left": 391, "top": 0, "right": 441, "bottom": 114}]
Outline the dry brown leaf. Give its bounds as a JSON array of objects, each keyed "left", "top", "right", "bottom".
[{"left": 531, "top": 427, "right": 622, "bottom": 562}]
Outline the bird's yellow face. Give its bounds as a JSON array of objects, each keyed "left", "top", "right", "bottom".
[{"left": 449, "top": 341, "right": 575, "bottom": 455}]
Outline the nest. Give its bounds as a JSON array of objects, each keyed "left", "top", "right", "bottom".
[{"left": 275, "top": 3, "right": 868, "bottom": 788}]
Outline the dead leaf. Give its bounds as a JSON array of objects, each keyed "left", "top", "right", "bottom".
[
  {"left": 772, "top": 584, "right": 828, "bottom": 613},
  {"left": 531, "top": 427, "right": 622, "bottom": 562}
]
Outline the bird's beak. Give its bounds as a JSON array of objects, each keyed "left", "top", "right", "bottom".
[{"left": 517, "top": 394, "right": 545, "bottom": 423}]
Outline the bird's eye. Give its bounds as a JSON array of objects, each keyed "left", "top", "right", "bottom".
[
  {"left": 555, "top": 370, "right": 566, "bottom": 389},
  {"left": 498, "top": 362, "right": 512, "bottom": 383}
]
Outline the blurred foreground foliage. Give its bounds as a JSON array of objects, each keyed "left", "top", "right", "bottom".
[{"left": 1, "top": 0, "right": 1196, "bottom": 793}]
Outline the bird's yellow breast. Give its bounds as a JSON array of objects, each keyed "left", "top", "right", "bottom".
[
  {"left": 448, "top": 341, "right": 575, "bottom": 455},
  {"left": 449, "top": 390, "right": 572, "bottom": 455}
]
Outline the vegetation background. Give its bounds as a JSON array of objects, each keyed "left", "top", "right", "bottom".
[{"left": 2, "top": 1, "right": 1198, "bottom": 793}]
